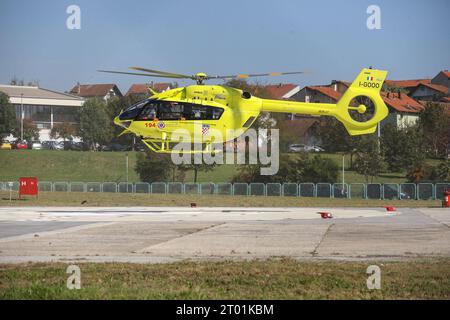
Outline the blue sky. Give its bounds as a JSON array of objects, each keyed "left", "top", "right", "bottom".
[{"left": 0, "top": 0, "right": 448, "bottom": 93}]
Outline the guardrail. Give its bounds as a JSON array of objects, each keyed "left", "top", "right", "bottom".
[{"left": 1, "top": 181, "right": 449, "bottom": 200}]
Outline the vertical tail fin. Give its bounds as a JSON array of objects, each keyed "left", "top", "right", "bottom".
[{"left": 335, "top": 68, "right": 389, "bottom": 135}]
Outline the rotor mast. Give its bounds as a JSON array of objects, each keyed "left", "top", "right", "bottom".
[{"left": 194, "top": 73, "right": 207, "bottom": 85}]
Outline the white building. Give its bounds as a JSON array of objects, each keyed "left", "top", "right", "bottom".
[{"left": 0, "top": 84, "right": 85, "bottom": 141}]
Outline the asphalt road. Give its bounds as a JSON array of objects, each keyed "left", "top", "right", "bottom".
[{"left": 0, "top": 206, "right": 449, "bottom": 263}]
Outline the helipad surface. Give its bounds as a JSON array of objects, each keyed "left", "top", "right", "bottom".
[{"left": 0, "top": 207, "right": 448, "bottom": 263}]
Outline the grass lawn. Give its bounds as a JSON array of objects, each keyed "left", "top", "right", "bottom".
[
  {"left": 184, "top": 164, "right": 238, "bottom": 183},
  {"left": 0, "top": 150, "right": 238, "bottom": 183},
  {"left": 0, "top": 150, "right": 434, "bottom": 184},
  {"left": 0, "top": 259, "right": 449, "bottom": 299},
  {"left": 0, "top": 191, "right": 442, "bottom": 207},
  {"left": 0, "top": 150, "right": 141, "bottom": 182}
]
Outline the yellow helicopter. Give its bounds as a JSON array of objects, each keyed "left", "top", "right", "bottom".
[{"left": 99, "top": 67, "right": 389, "bottom": 153}]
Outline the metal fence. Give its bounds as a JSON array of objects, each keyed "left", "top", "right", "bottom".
[{"left": 1, "top": 181, "right": 449, "bottom": 200}]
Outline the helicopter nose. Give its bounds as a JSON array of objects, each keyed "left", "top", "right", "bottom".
[{"left": 114, "top": 116, "right": 131, "bottom": 128}]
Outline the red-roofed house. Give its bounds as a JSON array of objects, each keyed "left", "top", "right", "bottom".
[
  {"left": 69, "top": 83, "right": 122, "bottom": 101},
  {"left": 410, "top": 82, "right": 449, "bottom": 101},
  {"left": 380, "top": 91, "right": 424, "bottom": 127},
  {"left": 431, "top": 70, "right": 450, "bottom": 89},
  {"left": 125, "top": 82, "right": 173, "bottom": 98},
  {"left": 282, "top": 118, "right": 321, "bottom": 145},
  {"left": 328, "top": 80, "right": 351, "bottom": 94},
  {"left": 294, "top": 85, "right": 342, "bottom": 104},
  {"left": 264, "top": 83, "right": 300, "bottom": 99},
  {"left": 384, "top": 70, "right": 449, "bottom": 101},
  {"left": 384, "top": 79, "right": 431, "bottom": 93}
]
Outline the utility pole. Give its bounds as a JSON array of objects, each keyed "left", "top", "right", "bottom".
[
  {"left": 377, "top": 123, "right": 381, "bottom": 152},
  {"left": 20, "top": 93, "right": 24, "bottom": 141},
  {"left": 342, "top": 154, "right": 345, "bottom": 196},
  {"left": 125, "top": 153, "right": 129, "bottom": 184}
]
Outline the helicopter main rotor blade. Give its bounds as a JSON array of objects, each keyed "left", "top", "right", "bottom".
[
  {"left": 97, "top": 70, "right": 187, "bottom": 79},
  {"left": 210, "top": 71, "right": 310, "bottom": 80},
  {"left": 99, "top": 68, "right": 311, "bottom": 83},
  {"left": 129, "top": 67, "right": 190, "bottom": 79}
]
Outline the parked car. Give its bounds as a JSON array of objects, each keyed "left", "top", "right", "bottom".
[
  {"left": 12, "top": 140, "right": 28, "bottom": 149},
  {"left": 30, "top": 141, "right": 43, "bottom": 150},
  {"left": 42, "top": 141, "right": 64, "bottom": 150},
  {"left": 63, "top": 141, "right": 88, "bottom": 151},
  {"left": 307, "top": 145, "right": 324, "bottom": 152},
  {"left": 288, "top": 144, "right": 306, "bottom": 153},
  {"left": 288, "top": 144, "right": 324, "bottom": 153},
  {"left": 133, "top": 141, "right": 146, "bottom": 152},
  {"left": 0, "top": 142, "right": 12, "bottom": 150},
  {"left": 101, "top": 143, "right": 132, "bottom": 152}
]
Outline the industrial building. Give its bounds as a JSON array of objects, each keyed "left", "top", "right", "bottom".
[{"left": 0, "top": 84, "right": 84, "bottom": 141}]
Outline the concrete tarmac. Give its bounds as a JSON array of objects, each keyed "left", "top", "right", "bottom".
[{"left": 0, "top": 206, "right": 448, "bottom": 263}]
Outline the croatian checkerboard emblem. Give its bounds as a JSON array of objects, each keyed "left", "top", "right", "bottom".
[{"left": 202, "top": 124, "right": 210, "bottom": 135}]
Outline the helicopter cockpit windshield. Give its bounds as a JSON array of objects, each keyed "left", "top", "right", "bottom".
[{"left": 119, "top": 99, "right": 150, "bottom": 120}]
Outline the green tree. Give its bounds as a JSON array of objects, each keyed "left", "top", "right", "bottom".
[
  {"left": 13, "top": 119, "right": 39, "bottom": 141},
  {"left": 417, "top": 102, "right": 450, "bottom": 158},
  {"left": 135, "top": 152, "right": 185, "bottom": 182},
  {"left": 9, "top": 77, "right": 39, "bottom": 87},
  {"left": 301, "top": 155, "right": 339, "bottom": 183},
  {"left": 353, "top": 135, "right": 385, "bottom": 183},
  {"left": 232, "top": 154, "right": 338, "bottom": 184},
  {"left": 0, "top": 92, "right": 17, "bottom": 142},
  {"left": 50, "top": 122, "right": 76, "bottom": 142},
  {"left": 269, "top": 113, "right": 304, "bottom": 152},
  {"left": 309, "top": 118, "right": 367, "bottom": 169},
  {"left": 78, "top": 98, "right": 113, "bottom": 150},
  {"left": 432, "top": 160, "right": 450, "bottom": 182},
  {"left": 407, "top": 160, "right": 450, "bottom": 183},
  {"left": 223, "top": 79, "right": 272, "bottom": 99},
  {"left": 180, "top": 164, "right": 216, "bottom": 183},
  {"left": 310, "top": 118, "right": 353, "bottom": 153},
  {"left": 381, "top": 123, "right": 425, "bottom": 173},
  {"left": 232, "top": 154, "right": 299, "bottom": 184},
  {"left": 232, "top": 163, "right": 276, "bottom": 183}
]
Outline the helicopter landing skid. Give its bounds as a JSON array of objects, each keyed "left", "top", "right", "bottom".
[{"left": 140, "top": 139, "right": 222, "bottom": 154}]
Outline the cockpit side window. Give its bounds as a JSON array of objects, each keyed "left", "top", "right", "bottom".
[
  {"left": 137, "top": 102, "right": 158, "bottom": 120},
  {"left": 158, "top": 101, "right": 184, "bottom": 120},
  {"left": 182, "top": 104, "right": 224, "bottom": 120},
  {"left": 211, "top": 107, "right": 223, "bottom": 120}
]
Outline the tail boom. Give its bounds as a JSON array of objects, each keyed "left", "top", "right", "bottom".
[{"left": 260, "top": 68, "right": 389, "bottom": 136}]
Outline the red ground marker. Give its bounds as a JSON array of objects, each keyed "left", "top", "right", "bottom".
[{"left": 317, "top": 212, "right": 333, "bottom": 219}]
